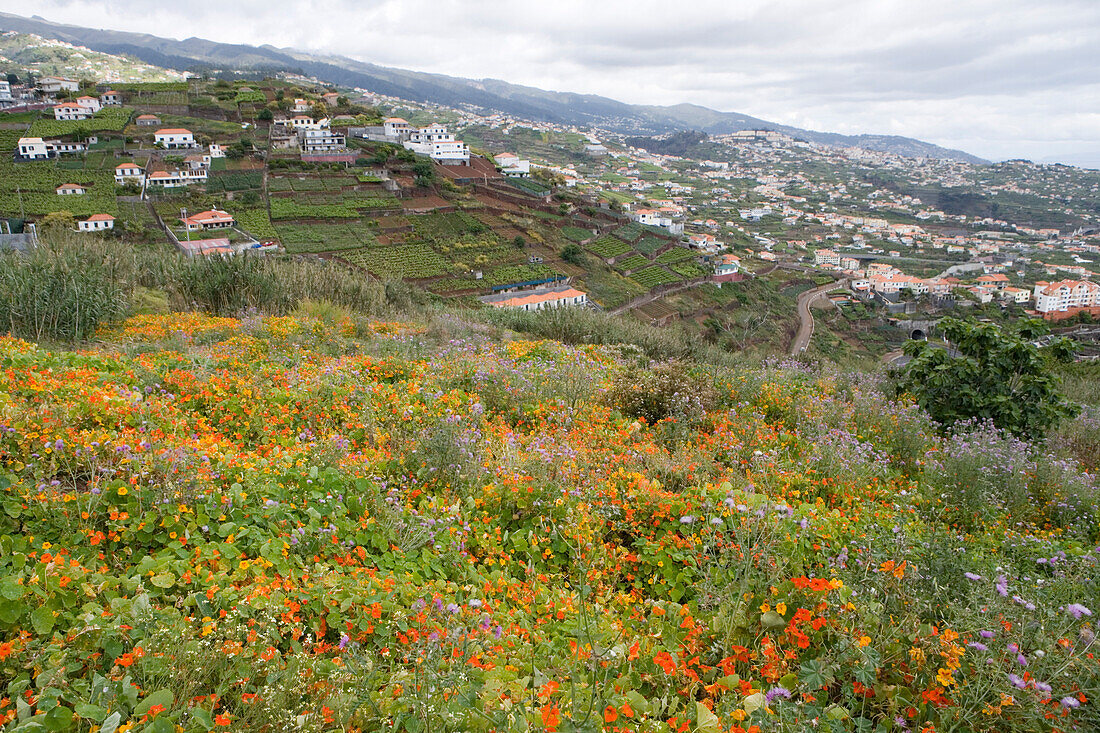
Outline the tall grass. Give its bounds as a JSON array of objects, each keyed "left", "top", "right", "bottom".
[
  {"left": 0, "top": 230, "right": 432, "bottom": 341},
  {"left": 0, "top": 231, "right": 131, "bottom": 342}
]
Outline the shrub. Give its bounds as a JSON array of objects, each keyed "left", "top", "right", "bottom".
[
  {"left": 605, "top": 360, "right": 718, "bottom": 425},
  {"left": 171, "top": 254, "right": 289, "bottom": 315}
]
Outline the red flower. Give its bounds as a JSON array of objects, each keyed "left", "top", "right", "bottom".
[{"left": 653, "top": 651, "right": 677, "bottom": 674}]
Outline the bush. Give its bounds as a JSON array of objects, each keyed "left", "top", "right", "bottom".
[
  {"left": 172, "top": 254, "right": 289, "bottom": 315},
  {"left": 605, "top": 360, "right": 718, "bottom": 424}
]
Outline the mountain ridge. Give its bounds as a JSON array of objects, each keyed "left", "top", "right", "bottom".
[{"left": 2, "top": 11, "right": 988, "bottom": 164}]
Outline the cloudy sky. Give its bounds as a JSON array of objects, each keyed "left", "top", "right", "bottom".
[{"left": 7, "top": 0, "right": 1100, "bottom": 165}]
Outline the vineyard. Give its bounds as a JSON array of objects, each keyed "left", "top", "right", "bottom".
[
  {"left": 275, "top": 222, "right": 379, "bottom": 253},
  {"left": 341, "top": 243, "right": 451, "bottom": 279},
  {"left": 630, "top": 265, "right": 682, "bottom": 289},
  {"left": 560, "top": 225, "right": 593, "bottom": 242},
  {"left": 586, "top": 235, "right": 631, "bottom": 259},
  {"left": 29, "top": 108, "right": 134, "bottom": 138},
  {"left": 656, "top": 246, "right": 697, "bottom": 264},
  {"left": 635, "top": 235, "right": 669, "bottom": 256},
  {"left": 485, "top": 263, "right": 560, "bottom": 286},
  {"left": 0, "top": 160, "right": 117, "bottom": 218},
  {"left": 613, "top": 253, "right": 649, "bottom": 272},
  {"left": 204, "top": 171, "right": 263, "bottom": 193}
]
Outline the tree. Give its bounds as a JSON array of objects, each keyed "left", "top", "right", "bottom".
[
  {"left": 40, "top": 211, "right": 76, "bottom": 230},
  {"left": 561, "top": 243, "right": 584, "bottom": 265},
  {"left": 512, "top": 235, "right": 526, "bottom": 249},
  {"left": 257, "top": 108, "right": 274, "bottom": 122},
  {"left": 897, "top": 317, "right": 1077, "bottom": 438}
]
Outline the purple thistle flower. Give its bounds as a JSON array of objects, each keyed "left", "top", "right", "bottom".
[
  {"left": 765, "top": 686, "right": 792, "bottom": 703},
  {"left": 1061, "top": 697, "right": 1081, "bottom": 709},
  {"left": 338, "top": 634, "right": 349, "bottom": 650},
  {"left": 964, "top": 572, "right": 982, "bottom": 581},
  {"left": 968, "top": 642, "right": 988, "bottom": 652},
  {"left": 980, "top": 630, "right": 995, "bottom": 639},
  {"left": 1016, "top": 654, "right": 1028, "bottom": 667},
  {"left": 1008, "top": 674, "right": 1026, "bottom": 689},
  {"left": 995, "top": 575, "right": 1009, "bottom": 597},
  {"left": 1067, "top": 603, "right": 1093, "bottom": 619}
]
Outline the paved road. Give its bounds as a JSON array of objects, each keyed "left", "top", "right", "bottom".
[{"left": 789, "top": 280, "right": 846, "bottom": 355}]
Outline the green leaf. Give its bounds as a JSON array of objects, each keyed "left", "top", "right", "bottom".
[
  {"left": 43, "top": 705, "right": 73, "bottom": 731},
  {"left": 134, "top": 688, "right": 174, "bottom": 717},
  {"left": 150, "top": 573, "right": 176, "bottom": 589},
  {"left": 696, "top": 701, "right": 720, "bottom": 733},
  {"left": 99, "top": 711, "right": 122, "bottom": 733},
  {"left": 29, "top": 606, "right": 55, "bottom": 635},
  {"left": 73, "top": 703, "right": 107, "bottom": 722}
]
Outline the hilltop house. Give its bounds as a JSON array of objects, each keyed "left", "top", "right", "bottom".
[
  {"left": 180, "top": 209, "right": 235, "bottom": 232},
  {"left": 322, "top": 92, "right": 340, "bottom": 106},
  {"left": 493, "top": 152, "right": 530, "bottom": 177},
  {"left": 53, "top": 103, "right": 91, "bottom": 121},
  {"left": 631, "top": 209, "right": 683, "bottom": 236},
  {"left": 403, "top": 124, "right": 469, "bottom": 165},
  {"left": 714, "top": 254, "right": 742, "bottom": 285},
  {"left": 154, "top": 128, "right": 196, "bottom": 149},
  {"left": 136, "top": 114, "right": 161, "bottom": 127},
  {"left": 1034, "top": 280, "right": 1100, "bottom": 319},
  {"left": 383, "top": 118, "right": 411, "bottom": 138},
  {"left": 78, "top": 214, "right": 115, "bottom": 232},
  {"left": 208, "top": 143, "right": 226, "bottom": 158},
  {"left": 146, "top": 168, "right": 207, "bottom": 188},
  {"left": 114, "top": 163, "right": 145, "bottom": 185},
  {"left": 74, "top": 96, "right": 102, "bottom": 113},
  {"left": 814, "top": 249, "right": 841, "bottom": 267},
  {"left": 102, "top": 90, "right": 122, "bottom": 106},
  {"left": 976, "top": 273, "right": 1009, "bottom": 290},
  {"left": 37, "top": 76, "right": 80, "bottom": 93},
  {"left": 292, "top": 98, "right": 312, "bottom": 113},
  {"left": 56, "top": 183, "right": 86, "bottom": 196},
  {"left": 16, "top": 137, "right": 49, "bottom": 160},
  {"left": 299, "top": 127, "right": 346, "bottom": 153}
]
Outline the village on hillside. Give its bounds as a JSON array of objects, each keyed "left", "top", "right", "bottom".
[{"left": 3, "top": 56, "right": 1100, "bottom": 362}]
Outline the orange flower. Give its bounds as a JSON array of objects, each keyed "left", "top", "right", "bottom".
[
  {"left": 541, "top": 704, "right": 561, "bottom": 731},
  {"left": 604, "top": 705, "right": 618, "bottom": 723},
  {"left": 215, "top": 713, "right": 231, "bottom": 726},
  {"left": 653, "top": 651, "right": 677, "bottom": 674}
]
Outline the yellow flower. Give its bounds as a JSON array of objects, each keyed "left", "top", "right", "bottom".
[
  {"left": 936, "top": 667, "right": 955, "bottom": 686},
  {"left": 859, "top": 636, "right": 871, "bottom": 647},
  {"left": 759, "top": 603, "right": 770, "bottom": 614},
  {"left": 776, "top": 603, "right": 787, "bottom": 616}
]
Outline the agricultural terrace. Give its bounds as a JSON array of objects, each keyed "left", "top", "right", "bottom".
[{"left": 0, "top": 313, "right": 1097, "bottom": 732}]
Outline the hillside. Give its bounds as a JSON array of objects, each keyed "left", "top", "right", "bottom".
[
  {"left": 0, "top": 12, "right": 986, "bottom": 163},
  {"left": 0, "top": 287, "right": 1097, "bottom": 731},
  {"left": 0, "top": 31, "right": 186, "bottom": 83}
]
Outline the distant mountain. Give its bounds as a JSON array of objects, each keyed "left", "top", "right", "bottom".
[{"left": 0, "top": 11, "right": 988, "bottom": 164}]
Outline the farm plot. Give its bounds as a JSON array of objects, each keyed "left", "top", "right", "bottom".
[
  {"left": 342, "top": 244, "right": 451, "bottom": 279},
  {"left": 586, "top": 236, "right": 631, "bottom": 259},
  {"left": 630, "top": 266, "right": 681, "bottom": 289}
]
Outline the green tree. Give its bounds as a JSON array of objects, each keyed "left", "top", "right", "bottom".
[
  {"left": 257, "top": 107, "right": 274, "bottom": 122},
  {"left": 898, "top": 317, "right": 1077, "bottom": 438},
  {"left": 561, "top": 243, "right": 584, "bottom": 265}
]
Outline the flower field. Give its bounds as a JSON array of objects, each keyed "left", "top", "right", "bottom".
[{"left": 0, "top": 313, "right": 1097, "bottom": 732}]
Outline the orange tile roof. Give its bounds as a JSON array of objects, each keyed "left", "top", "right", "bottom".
[
  {"left": 86, "top": 214, "right": 115, "bottom": 222},
  {"left": 490, "top": 288, "right": 586, "bottom": 309},
  {"left": 155, "top": 128, "right": 193, "bottom": 135}
]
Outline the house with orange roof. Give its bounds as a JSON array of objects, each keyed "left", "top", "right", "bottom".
[
  {"left": 102, "top": 90, "right": 122, "bottom": 106},
  {"left": 1034, "top": 279, "right": 1100, "bottom": 318},
  {"left": 154, "top": 128, "right": 196, "bottom": 149},
  {"left": 180, "top": 209, "right": 235, "bottom": 232},
  {"left": 977, "top": 273, "right": 1009, "bottom": 290},
  {"left": 383, "top": 118, "right": 411, "bottom": 137},
  {"left": 56, "top": 183, "right": 86, "bottom": 196},
  {"left": 74, "top": 95, "right": 102, "bottom": 113},
  {"left": 114, "top": 163, "right": 145, "bottom": 185},
  {"left": 136, "top": 114, "right": 161, "bottom": 127},
  {"left": 53, "top": 103, "right": 91, "bottom": 121},
  {"left": 480, "top": 285, "right": 588, "bottom": 311}
]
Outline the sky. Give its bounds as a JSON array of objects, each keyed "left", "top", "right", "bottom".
[{"left": 6, "top": 0, "right": 1100, "bottom": 166}]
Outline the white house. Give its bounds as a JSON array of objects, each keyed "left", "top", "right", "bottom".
[
  {"left": 714, "top": 254, "right": 742, "bottom": 284},
  {"left": 74, "top": 96, "right": 102, "bottom": 113},
  {"left": 0, "top": 80, "right": 11, "bottom": 103},
  {"left": 403, "top": 124, "right": 470, "bottom": 165},
  {"left": 38, "top": 76, "right": 80, "bottom": 93},
  {"left": 154, "top": 128, "right": 196, "bottom": 149},
  {"left": 482, "top": 285, "right": 588, "bottom": 311},
  {"left": 78, "top": 214, "right": 115, "bottom": 232},
  {"left": 814, "top": 249, "right": 841, "bottom": 267},
  {"left": 56, "top": 183, "right": 86, "bottom": 196},
  {"left": 180, "top": 209, "right": 235, "bottom": 232},
  {"left": 1034, "top": 280, "right": 1100, "bottom": 315},
  {"left": 631, "top": 209, "right": 683, "bottom": 235},
  {"left": 114, "top": 163, "right": 145, "bottom": 184},
  {"left": 383, "top": 117, "right": 411, "bottom": 138},
  {"left": 102, "top": 90, "right": 122, "bottom": 106},
  {"left": 53, "top": 103, "right": 91, "bottom": 121},
  {"left": 292, "top": 98, "right": 312, "bottom": 113},
  {"left": 17, "top": 137, "right": 49, "bottom": 160},
  {"left": 135, "top": 114, "right": 161, "bottom": 127},
  {"left": 146, "top": 169, "right": 207, "bottom": 188},
  {"left": 208, "top": 143, "right": 226, "bottom": 158},
  {"left": 494, "top": 152, "right": 530, "bottom": 177},
  {"left": 299, "top": 127, "right": 346, "bottom": 153}
]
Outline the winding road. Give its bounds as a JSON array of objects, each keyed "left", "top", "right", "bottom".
[{"left": 789, "top": 279, "right": 846, "bottom": 355}]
